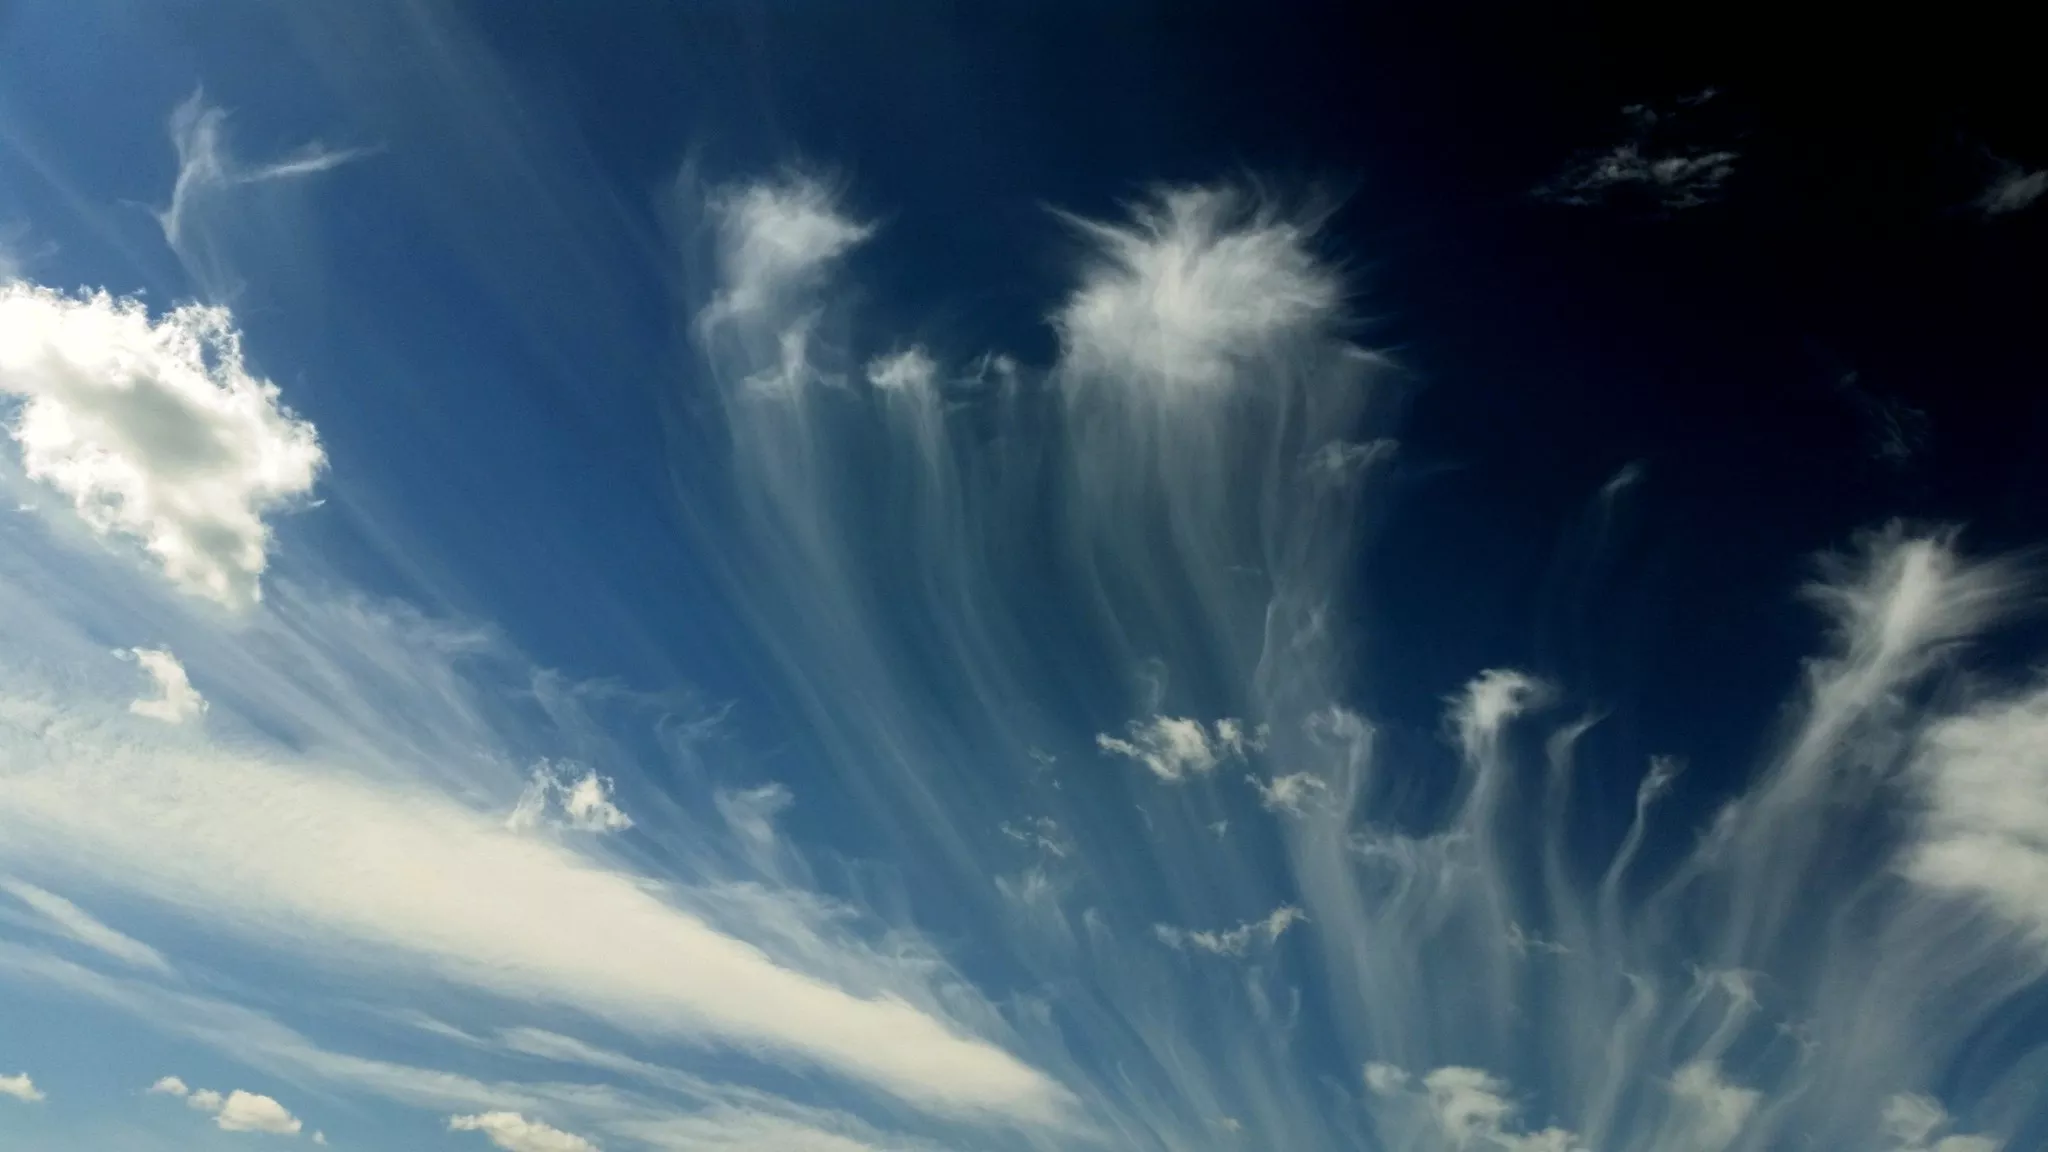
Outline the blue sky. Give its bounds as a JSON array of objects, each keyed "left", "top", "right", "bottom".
[{"left": 3, "top": 3, "right": 2046, "bottom": 1151}]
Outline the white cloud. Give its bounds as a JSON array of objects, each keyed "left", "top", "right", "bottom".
[
  {"left": 189, "top": 1088, "right": 224, "bottom": 1111},
  {"left": 1881, "top": 1093, "right": 2001, "bottom": 1152},
  {"left": 1363, "top": 1062, "right": 1409, "bottom": 1096},
  {"left": 0, "top": 690, "right": 1067, "bottom": 1124},
  {"left": 0, "top": 1072, "right": 42, "bottom": 1102},
  {"left": 866, "top": 347, "right": 937, "bottom": 394},
  {"left": 128, "top": 647, "right": 207, "bottom": 724},
  {"left": 1155, "top": 905, "right": 1305, "bottom": 956},
  {"left": 1977, "top": 157, "right": 2047, "bottom": 217},
  {"left": 1665, "top": 1061, "right": 1759, "bottom": 1151},
  {"left": 158, "top": 91, "right": 369, "bottom": 266},
  {"left": 215, "top": 1090, "right": 304, "bottom": 1135},
  {"left": 1096, "top": 715, "right": 1248, "bottom": 782},
  {"left": 1052, "top": 184, "right": 1343, "bottom": 392},
  {"left": 702, "top": 174, "right": 872, "bottom": 325},
  {"left": 1366, "top": 1064, "right": 1584, "bottom": 1152},
  {"left": 0, "top": 283, "right": 325, "bottom": 607},
  {"left": 149, "top": 1076, "right": 191, "bottom": 1097},
  {"left": 1448, "top": 670, "right": 1548, "bottom": 759},
  {"left": 1536, "top": 95, "right": 1737, "bottom": 210},
  {"left": 507, "top": 762, "right": 632, "bottom": 834},
  {"left": 1248, "top": 771, "right": 1330, "bottom": 816},
  {"left": 450, "top": 1111, "right": 598, "bottom": 1152},
  {"left": 1, "top": 877, "right": 173, "bottom": 973},
  {"left": 1904, "top": 678, "right": 2048, "bottom": 941}
]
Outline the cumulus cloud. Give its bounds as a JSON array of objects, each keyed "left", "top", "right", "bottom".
[
  {"left": 450, "top": 1111, "right": 598, "bottom": 1152},
  {"left": 1052, "top": 184, "right": 1343, "bottom": 391},
  {"left": 1535, "top": 94, "right": 1737, "bottom": 210},
  {"left": 1881, "top": 1094, "right": 2000, "bottom": 1152},
  {"left": 127, "top": 647, "right": 207, "bottom": 723},
  {"left": 0, "top": 283, "right": 325, "bottom": 607},
  {"left": 1155, "top": 905, "right": 1305, "bottom": 956},
  {"left": 1976, "top": 156, "right": 2047, "bottom": 217},
  {"left": 866, "top": 347, "right": 938, "bottom": 393},
  {"left": 1097, "top": 715, "right": 1249, "bottom": 782},
  {"left": 1, "top": 877, "right": 172, "bottom": 973},
  {"left": 506, "top": 761, "right": 633, "bottom": 834},
  {"left": 147, "top": 1077, "right": 301, "bottom": 1134},
  {"left": 1368, "top": 1064, "right": 1582, "bottom": 1152},
  {"left": 215, "top": 1090, "right": 304, "bottom": 1135},
  {"left": 0, "top": 1072, "right": 42, "bottom": 1102}
]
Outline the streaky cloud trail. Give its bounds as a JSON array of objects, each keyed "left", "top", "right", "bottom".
[{"left": 677, "top": 167, "right": 2047, "bottom": 1151}]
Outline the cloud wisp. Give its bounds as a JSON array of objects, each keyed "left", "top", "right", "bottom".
[{"left": 1535, "top": 93, "right": 1739, "bottom": 211}]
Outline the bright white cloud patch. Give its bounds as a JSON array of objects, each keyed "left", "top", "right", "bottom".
[
  {"left": 1248, "top": 771, "right": 1330, "bottom": 816},
  {"left": 450, "top": 1111, "right": 598, "bottom": 1152},
  {"left": 1, "top": 877, "right": 172, "bottom": 973},
  {"left": 0, "top": 695, "right": 1066, "bottom": 1123},
  {"left": 1097, "top": 715, "right": 1249, "bottom": 782},
  {"left": 146, "top": 1077, "right": 301, "bottom": 1135},
  {"left": 1904, "top": 678, "right": 2048, "bottom": 941},
  {"left": 866, "top": 347, "right": 937, "bottom": 393},
  {"left": 215, "top": 1090, "right": 304, "bottom": 1135},
  {"left": 1881, "top": 1094, "right": 2000, "bottom": 1152},
  {"left": 704, "top": 174, "right": 872, "bottom": 324},
  {"left": 0, "top": 1072, "right": 42, "bottom": 1102},
  {"left": 127, "top": 647, "right": 207, "bottom": 723},
  {"left": 1155, "top": 905, "right": 1305, "bottom": 956},
  {"left": 0, "top": 283, "right": 324, "bottom": 607},
  {"left": 506, "top": 762, "right": 633, "bottom": 834},
  {"left": 1369, "top": 1064, "right": 1582, "bottom": 1152},
  {"left": 1053, "top": 184, "right": 1342, "bottom": 391}
]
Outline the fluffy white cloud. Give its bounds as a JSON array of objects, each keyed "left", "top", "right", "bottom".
[
  {"left": 128, "top": 647, "right": 207, "bottom": 724},
  {"left": 1097, "top": 715, "right": 1248, "bottom": 782},
  {"left": 1155, "top": 905, "right": 1305, "bottom": 956},
  {"left": 450, "top": 1111, "right": 597, "bottom": 1152},
  {"left": 703, "top": 174, "right": 872, "bottom": 325},
  {"left": 1052, "top": 184, "right": 1343, "bottom": 391},
  {"left": 146, "top": 1075, "right": 301, "bottom": 1135},
  {"left": 1881, "top": 1093, "right": 2000, "bottom": 1152},
  {"left": 506, "top": 762, "right": 632, "bottom": 834},
  {"left": 1365, "top": 1064, "right": 1584, "bottom": 1152},
  {"left": 1248, "top": 771, "right": 1330, "bottom": 816},
  {"left": 1, "top": 877, "right": 172, "bottom": 973},
  {"left": 215, "top": 1090, "right": 304, "bottom": 1135},
  {"left": 866, "top": 347, "right": 937, "bottom": 393},
  {"left": 1905, "top": 678, "right": 2048, "bottom": 940},
  {"left": 0, "top": 1072, "right": 42, "bottom": 1102},
  {"left": 1665, "top": 1061, "right": 1759, "bottom": 1151},
  {"left": 0, "top": 283, "right": 324, "bottom": 607}
]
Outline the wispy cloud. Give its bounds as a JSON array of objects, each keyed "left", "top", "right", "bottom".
[
  {"left": 1155, "top": 906, "right": 1305, "bottom": 956},
  {"left": 1535, "top": 93, "right": 1738, "bottom": 210},
  {"left": 1097, "top": 715, "right": 1251, "bottom": 782},
  {"left": 1976, "top": 155, "right": 2047, "bottom": 217},
  {"left": 1, "top": 878, "right": 173, "bottom": 974}
]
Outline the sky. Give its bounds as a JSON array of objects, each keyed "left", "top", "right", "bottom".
[{"left": 1, "top": 3, "right": 2045, "bottom": 1151}]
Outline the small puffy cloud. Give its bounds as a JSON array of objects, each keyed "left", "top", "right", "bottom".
[
  {"left": 1363, "top": 1062, "right": 1409, "bottom": 1096},
  {"left": 1155, "top": 905, "right": 1305, "bottom": 956},
  {"left": 2, "top": 877, "right": 173, "bottom": 973},
  {"left": 127, "top": 647, "right": 207, "bottom": 724},
  {"left": 866, "top": 347, "right": 938, "bottom": 394},
  {"left": 0, "top": 1072, "right": 43, "bottom": 1102},
  {"left": 1248, "top": 771, "right": 1331, "bottom": 816},
  {"left": 150, "top": 1080, "right": 301, "bottom": 1135},
  {"left": 1881, "top": 1094, "right": 2000, "bottom": 1152},
  {"left": 0, "top": 283, "right": 325, "bottom": 607},
  {"left": 1905, "top": 678, "right": 2048, "bottom": 941},
  {"left": 1367, "top": 1064, "right": 1585, "bottom": 1152},
  {"left": 1977, "top": 155, "right": 2047, "bottom": 217},
  {"left": 703, "top": 173, "right": 872, "bottom": 325},
  {"left": 1052, "top": 184, "right": 1344, "bottom": 392},
  {"left": 450, "top": 1111, "right": 599, "bottom": 1152},
  {"left": 1097, "top": 715, "right": 1249, "bottom": 782},
  {"left": 1536, "top": 93, "right": 1737, "bottom": 211},
  {"left": 215, "top": 1090, "right": 303, "bottom": 1135},
  {"left": 506, "top": 762, "right": 632, "bottom": 834},
  {"left": 1667, "top": 1061, "right": 1759, "bottom": 1149},
  {"left": 1448, "top": 670, "right": 1549, "bottom": 759}
]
